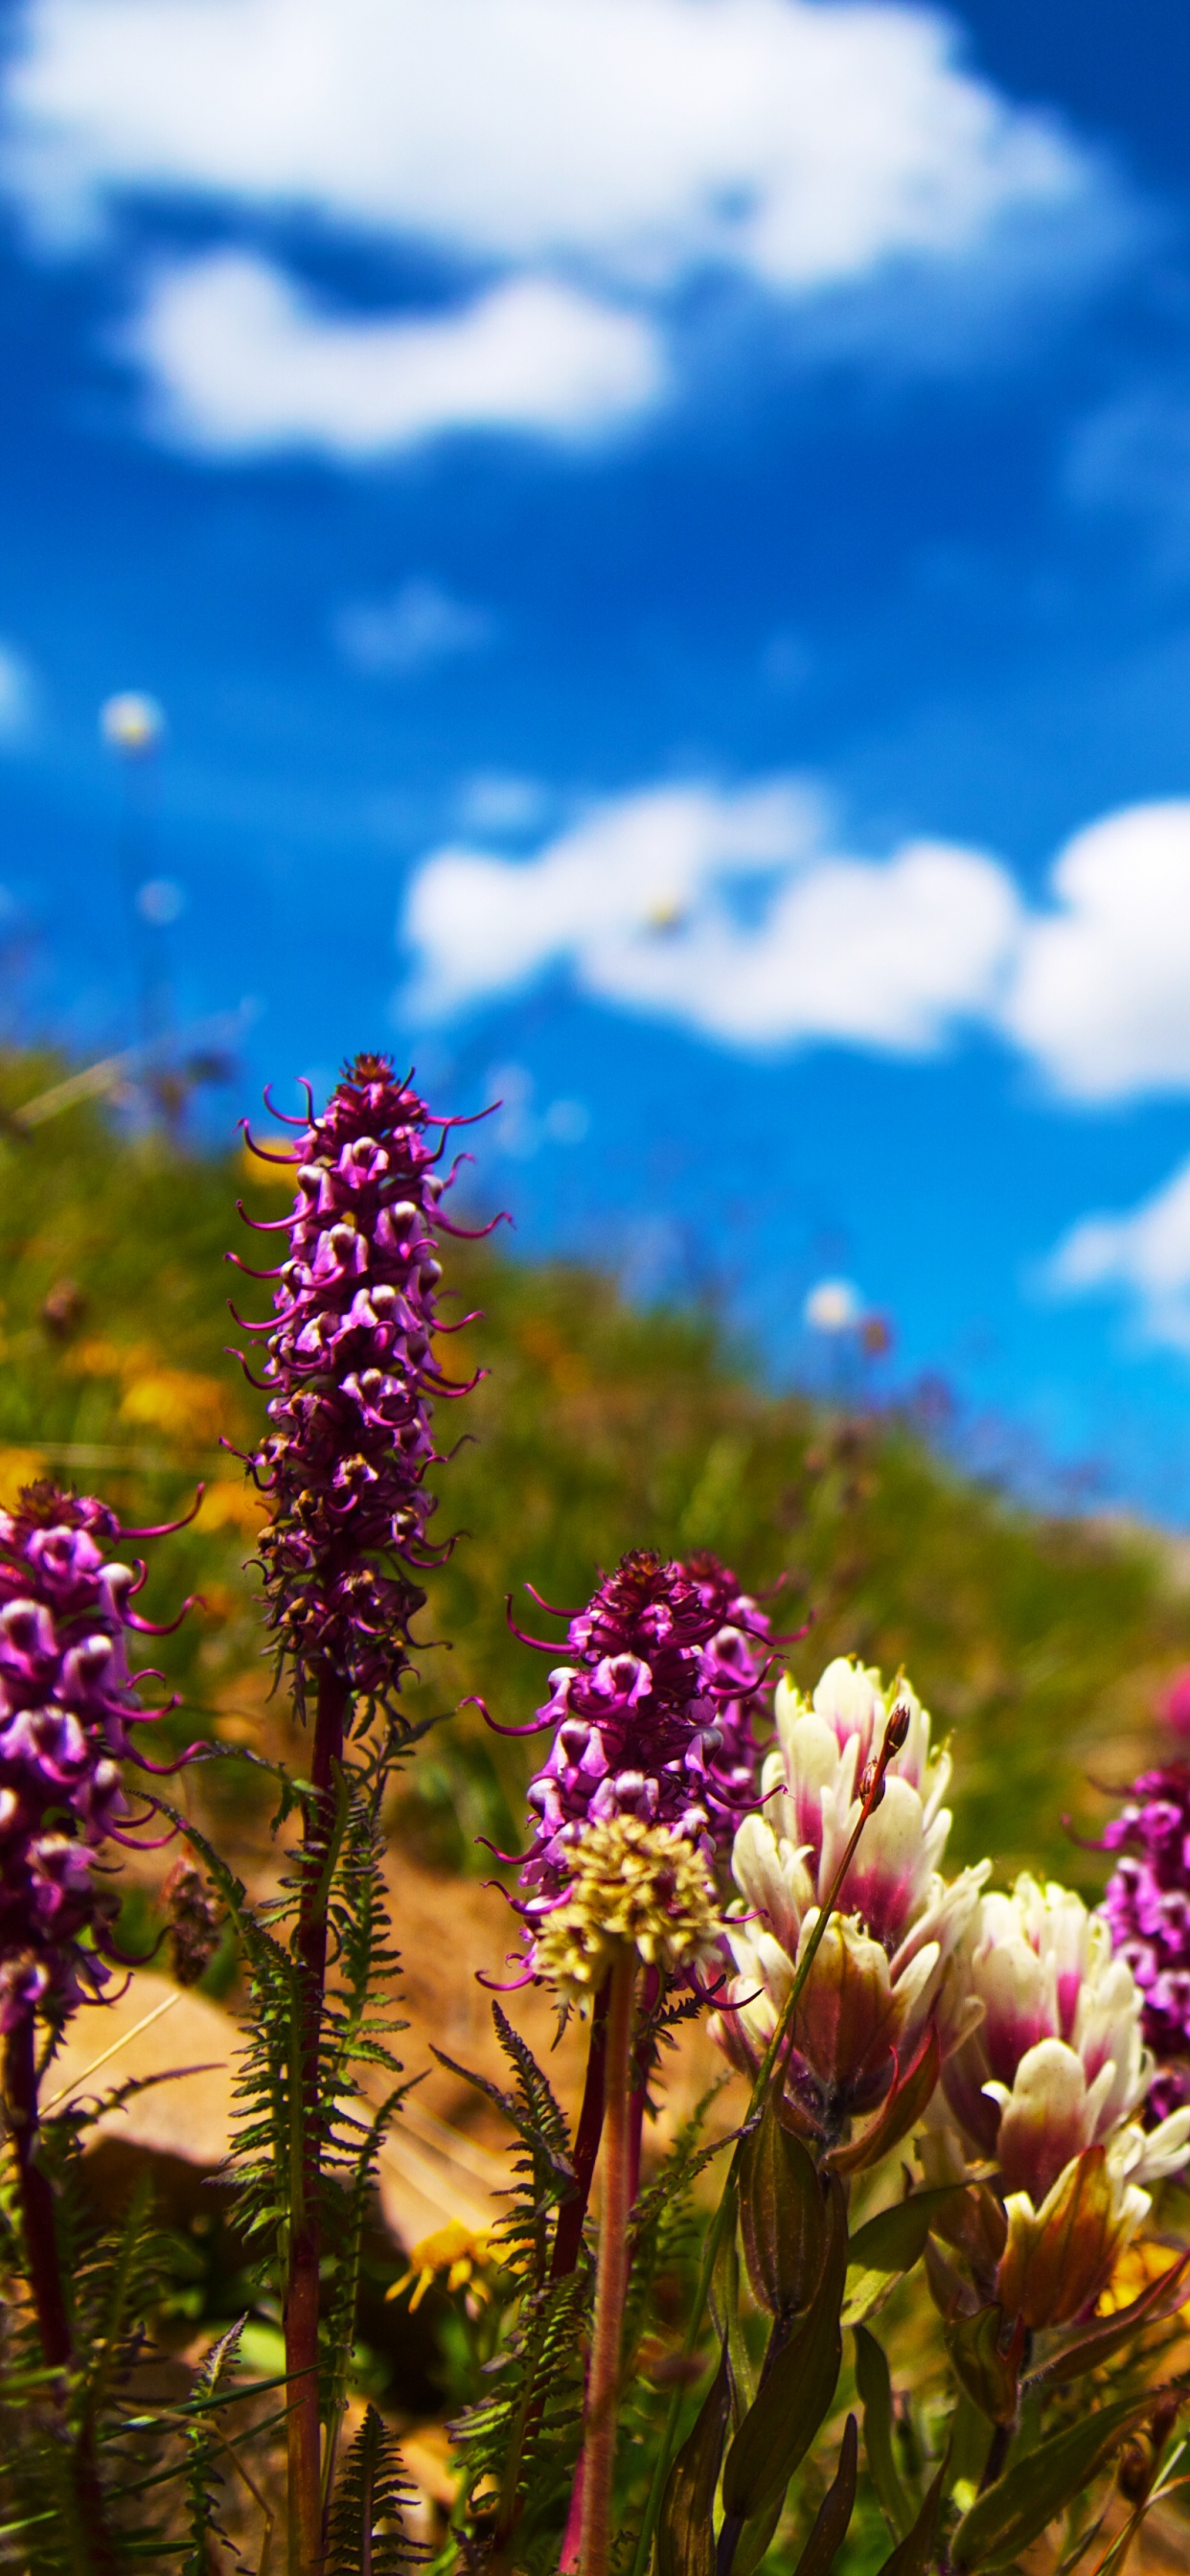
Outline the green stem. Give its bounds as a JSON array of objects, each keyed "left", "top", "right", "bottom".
[
  {"left": 627, "top": 1707, "right": 907, "bottom": 2576},
  {"left": 581, "top": 1947, "right": 638, "bottom": 2576}
]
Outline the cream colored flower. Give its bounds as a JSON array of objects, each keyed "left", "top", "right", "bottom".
[
  {"left": 941, "top": 1874, "right": 1190, "bottom": 2196},
  {"left": 712, "top": 1657, "right": 987, "bottom": 2142}
]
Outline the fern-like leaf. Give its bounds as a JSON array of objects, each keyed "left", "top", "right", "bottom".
[{"left": 326, "top": 2405, "right": 426, "bottom": 2576}]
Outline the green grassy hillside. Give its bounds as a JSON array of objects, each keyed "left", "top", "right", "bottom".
[{"left": 0, "top": 1048, "right": 1182, "bottom": 1901}]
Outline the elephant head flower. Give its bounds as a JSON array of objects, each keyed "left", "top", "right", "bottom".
[
  {"left": 1100, "top": 1714, "right": 1190, "bottom": 2120},
  {"left": 509, "top": 1549, "right": 771, "bottom": 1979},
  {"left": 236, "top": 1053, "right": 488, "bottom": 1718},
  {"left": 0, "top": 1482, "right": 189, "bottom": 2034},
  {"left": 711, "top": 1657, "right": 987, "bottom": 2150}
]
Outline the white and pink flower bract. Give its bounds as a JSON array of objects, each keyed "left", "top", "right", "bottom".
[
  {"left": 942, "top": 1874, "right": 1190, "bottom": 2193},
  {"left": 939, "top": 1873, "right": 1190, "bottom": 2322},
  {"left": 711, "top": 1657, "right": 988, "bottom": 2148}
]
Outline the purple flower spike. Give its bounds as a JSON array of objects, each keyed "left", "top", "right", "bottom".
[
  {"left": 239, "top": 1053, "right": 482, "bottom": 1714},
  {"left": 510, "top": 1548, "right": 771, "bottom": 1971},
  {"left": 1102, "top": 1738, "right": 1190, "bottom": 2120},
  {"left": 0, "top": 1482, "right": 179, "bottom": 2036}
]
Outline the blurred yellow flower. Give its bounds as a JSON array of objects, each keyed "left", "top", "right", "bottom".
[
  {"left": 0, "top": 1446, "right": 47, "bottom": 1506},
  {"left": 388, "top": 2220, "right": 496, "bottom": 2312},
  {"left": 120, "top": 1368, "right": 229, "bottom": 1445},
  {"left": 194, "top": 1481, "right": 269, "bottom": 1536},
  {"left": 239, "top": 1143, "right": 299, "bottom": 1192},
  {"left": 1098, "top": 2232, "right": 1190, "bottom": 2317}
]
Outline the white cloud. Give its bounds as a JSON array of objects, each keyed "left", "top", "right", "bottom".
[
  {"left": 332, "top": 577, "right": 495, "bottom": 677},
  {"left": 4, "top": 0, "right": 1109, "bottom": 447},
  {"left": 121, "top": 252, "right": 661, "bottom": 456},
  {"left": 6, "top": 0, "right": 1087, "bottom": 291},
  {"left": 402, "top": 778, "right": 1021, "bottom": 1050},
  {"left": 1001, "top": 802, "right": 1190, "bottom": 1101},
  {"left": 400, "top": 783, "right": 1190, "bottom": 1099},
  {"left": 1046, "top": 1158, "right": 1190, "bottom": 1353}
]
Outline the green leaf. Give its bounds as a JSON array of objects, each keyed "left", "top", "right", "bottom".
[
  {"left": 876, "top": 2454, "right": 948, "bottom": 2576},
  {"left": 945, "top": 2307, "right": 1024, "bottom": 2428},
  {"left": 950, "top": 2392, "right": 1165, "bottom": 2570},
  {"left": 853, "top": 2326, "right": 912, "bottom": 2540},
  {"left": 848, "top": 2188, "right": 966, "bottom": 2277},
  {"left": 720, "top": 2174, "right": 847, "bottom": 2534},
  {"left": 1024, "top": 2250, "right": 1190, "bottom": 2390},
  {"left": 657, "top": 2350, "right": 731, "bottom": 2576},
  {"left": 738, "top": 2100, "right": 827, "bottom": 2320},
  {"left": 790, "top": 2415, "right": 858, "bottom": 2576},
  {"left": 711, "top": 2229, "right": 756, "bottom": 2425}
]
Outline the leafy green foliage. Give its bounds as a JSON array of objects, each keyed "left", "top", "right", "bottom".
[
  {"left": 437, "top": 2009, "right": 586, "bottom": 2568},
  {"left": 327, "top": 2404, "right": 424, "bottom": 2576},
  {"left": 179, "top": 2318, "right": 244, "bottom": 2576}
]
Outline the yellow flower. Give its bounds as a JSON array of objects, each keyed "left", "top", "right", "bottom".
[
  {"left": 1099, "top": 2232, "right": 1190, "bottom": 2318},
  {"left": 388, "top": 2220, "right": 496, "bottom": 2312}
]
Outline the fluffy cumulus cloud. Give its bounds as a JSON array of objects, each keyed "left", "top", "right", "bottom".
[
  {"left": 400, "top": 784, "right": 1190, "bottom": 1093},
  {"left": 123, "top": 254, "right": 660, "bottom": 457},
  {"left": 1002, "top": 803, "right": 1190, "bottom": 1101},
  {"left": 402, "top": 780, "right": 1022, "bottom": 1049},
  {"left": 1046, "top": 1161, "right": 1190, "bottom": 1354},
  {"left": 2, "top": 0, "right": 1103, "bottom": 451}
]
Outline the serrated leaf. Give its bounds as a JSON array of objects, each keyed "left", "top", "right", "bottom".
[
  {"left": 950, "top": 2391, "right": 1164, "bottom": 2571},
  {"left": 657, "top": 2350, "right": 731, "bottom": 2576},
  {"left": 853, "top": 2326, "right": 912, "bottom": 2540}
]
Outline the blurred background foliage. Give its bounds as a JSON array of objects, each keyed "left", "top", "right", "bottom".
[{"left": 0, "top": 1046, "right": 1184, "bottom": 1907}]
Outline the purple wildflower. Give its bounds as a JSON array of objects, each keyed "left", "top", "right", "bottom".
[
  {"left": 0, "top": 1484, "right": 174, "bottom": 2035},
  {"left": 1102, "top": 1748, "right": 1190, "bottom": 2122},
  {"left": 511, "top": 1549, "right": 771, "bottom": 1968},
  {"left": 237, "top": 1053, "right": 482, "bottom": 1714},
  {"left": 682, "top": 1549, "right": 772, "bottom": 1811}
]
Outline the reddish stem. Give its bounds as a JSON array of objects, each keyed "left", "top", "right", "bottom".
[
  {"left": 4, "top": 2016, "right": 117, "bottom": 2575},
  {"left": 561, "top": 1971, "right": 655, "bottom": 2570},
  {"left": 552, "top": 1978, "right": 610, "bottom": 2283},
  {"left": 285, "top": 1666, "right": 349, "bottom": 2576},
  {"left": 5, "top": 2015, "right": 72, "bottom": 2371},
  {"left": 580, "top": 1948, "right": 638, "bottom": 2576}
]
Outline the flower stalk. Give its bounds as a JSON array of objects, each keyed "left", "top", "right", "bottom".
[
  {"left": 627, "top": 1696, "right": 909, "bottom": 2576},
  {"left": 236, "top": 1055, "right": 484, "bottom": 2573},
  {"left": 4, "top": 2011, "right": 71, "bottom": 2374},
  {"left": 580, "top": 1944, "right": 638, "bottom": 2576},
  {"left": 286, "top": 1666, "right": 350, "bottom": 2576}
]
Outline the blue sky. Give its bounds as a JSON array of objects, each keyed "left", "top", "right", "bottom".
[{"left": 4, "top": 0, "right": 1190, "bottom": 1513}]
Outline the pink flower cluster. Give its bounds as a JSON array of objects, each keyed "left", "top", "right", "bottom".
[
  {"left": 239, "top": 1054, "right": 477, "bottom": 1712},
  {"left": 511, "top": 1548, "right": 770, "bottom": 1968},
  {"left": 1100, "top": 1670, "right": 1190, "bottom": 2120},
  {"left": 0, "top": 1485, "right": 167, "bottom": 2033}
]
